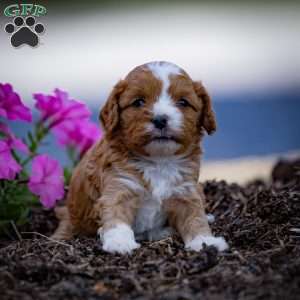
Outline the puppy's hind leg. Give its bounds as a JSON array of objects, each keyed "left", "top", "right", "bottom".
[{"left": 51, "top": 206, "right": 74, "bottom": 240}]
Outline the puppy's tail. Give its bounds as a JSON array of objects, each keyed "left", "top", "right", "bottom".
[{"left": 51, "top": 206, "right": 74, "bottom": 240}]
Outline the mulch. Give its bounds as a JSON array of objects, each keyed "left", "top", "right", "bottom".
[{"left": 0, "top": 159, "right": 299, "bottom": 300}]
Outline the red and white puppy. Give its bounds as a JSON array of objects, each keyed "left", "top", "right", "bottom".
[{"left": 52, "top": 61, "right": 228, "bottom": 254}]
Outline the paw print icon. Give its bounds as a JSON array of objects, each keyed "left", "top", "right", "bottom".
[{"left": 4, "top": 16, "right": 45, "bottom": 48}]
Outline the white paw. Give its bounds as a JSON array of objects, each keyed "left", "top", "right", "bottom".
[
  {"left": 98, "top": 223, "right": 140, "bottom": 255},
  {"left": 185, "top": 235, "right": 228, "bottom": 252}
]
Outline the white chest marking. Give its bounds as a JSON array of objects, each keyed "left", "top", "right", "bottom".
[{"left": 132, "top": 156, "right": 195, "bottom": 234}]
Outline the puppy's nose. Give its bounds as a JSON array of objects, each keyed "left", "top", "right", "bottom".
[{"left": 152, "top": 115, "right": 168, "bottom": 129}]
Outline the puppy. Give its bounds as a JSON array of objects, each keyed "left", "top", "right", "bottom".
[{"left": 52, "top": 61, "right": 228, "bottom": 254}]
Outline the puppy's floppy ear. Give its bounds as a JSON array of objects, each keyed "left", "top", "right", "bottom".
[
  {"left": 193, "top": 81, "right": 217, "bottom": 135},
  {"left": 100, "top": 80, "right": 127, "bottom": 136}
]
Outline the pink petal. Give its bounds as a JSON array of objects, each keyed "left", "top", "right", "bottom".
[
  {"left": 11, "top": 138, "right": 29, "bottom": 153},
  {"left": 0, "top": 140, "right": 22, "bottom": 180},
  {"left": 2, "top": 83, "right": 13, "bottom": 94},
  {"left": 28, "top": 154, "right": 65, "bottom": 208},
  {"left": 53, "top": 119, "right": 101, "bottom": 155},
  {"left": 0, "top": 83, "right": 32, "bottom": 122},
  {"left": 0, "top": 122, "right": 29, "bottom": 153},
  {"left": 34, "top": 88, "right": 90, "bottom": 129},
  {"left": 0, "top": 122, "right": 11, "bottom": 135}
]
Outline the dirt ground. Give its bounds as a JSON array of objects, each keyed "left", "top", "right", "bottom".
[{"left": 0, "top": 160, "right": 299, "bottom": 300}]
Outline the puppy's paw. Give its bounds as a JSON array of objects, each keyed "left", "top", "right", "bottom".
[
  {"left": 185, "top": 235, "right": 228, "bottom": 252},
  {"left": 99, "top": 223, "right": 140, "bottom": 255}
]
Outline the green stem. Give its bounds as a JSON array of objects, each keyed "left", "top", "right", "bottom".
[
  {"left": 21, "top": 122, "right": 50, "bottom": 167},
  {"left": 16, "top": 179, "right": 29, "bottom": 184},
  {"left": 66, "top": 145, "right": 79, "bottom": 167}
]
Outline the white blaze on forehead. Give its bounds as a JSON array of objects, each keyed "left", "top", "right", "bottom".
[
  {"left": 147, "top": 62, "right": 183, "bottom": 131},
  {"left": 147, "top": 61, "right": 181, "bottom": 83}
]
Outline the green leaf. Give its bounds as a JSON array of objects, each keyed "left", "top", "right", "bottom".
[
  {"left": 64, "top": 167, "right": 72, "bottom": 186},
  {"left": 0, "top": 180, "right": 39, "bottom": 235}
]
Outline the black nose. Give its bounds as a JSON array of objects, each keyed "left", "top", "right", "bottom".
[{"left": 152, "top": 115, "right": 168, "bottom": 129}]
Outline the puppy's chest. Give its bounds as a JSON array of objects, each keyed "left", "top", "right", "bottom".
[{"left": 132, "top": 158, "right": 194, "bottom": 234}]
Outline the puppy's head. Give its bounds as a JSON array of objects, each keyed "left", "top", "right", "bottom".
[{"left": 100, "top": 61, "right": 216, "bottom": 156}]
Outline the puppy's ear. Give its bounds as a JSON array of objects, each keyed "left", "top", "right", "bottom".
[
  {"left": 100, "top": 80, "right": 127, "bottom": 136},
  {"left": 193, "top": 81, "right": 217, "bottom": 135}
]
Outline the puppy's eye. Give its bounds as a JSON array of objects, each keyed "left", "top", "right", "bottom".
[
  {"left": 131, "top": 98, "right": 145, "bottom": 108},
  {"left": 177, "top": 98, "right": 191, "bottom": 107}
]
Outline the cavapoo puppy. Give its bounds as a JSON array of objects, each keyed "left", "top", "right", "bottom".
[{"left": 52, "top": 61, "right": 228, "bottom": 254}]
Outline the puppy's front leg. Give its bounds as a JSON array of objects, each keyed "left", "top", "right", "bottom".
[
  {"left": 163, "top": 194, "right": 228, "bottom": 252},
  {"left": 96, "top": 186, "right": 140, "bottom": 255}
]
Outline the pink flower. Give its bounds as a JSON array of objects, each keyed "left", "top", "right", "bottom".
[
  {"left": 28, "top": 154, "right": 65, "bottom": 208},
  {"left": 54, "top": 119, "right": 101, "bottom": 155},
  {"left": 34, "top": 88, "right": 99, "bottom": 155},
  {"left": 34, "top": 93, "right": 63, "bottom": 121},
  {"left": 0, "top": 83, "right": 32, "bottom": 122},
  {"left": 0, "top": 141, "right": 22, "bottom": 180},
  {"left": 0, "top": 122, "right": 28, "bottom": 154},
  {"left": 34, "top": 89, "right": 91, "bottom": 128},
  {"left": 0, "top": 122, "right": 29, "bottom": 180}
]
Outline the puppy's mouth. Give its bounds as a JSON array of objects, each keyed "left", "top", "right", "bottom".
[{"left": 150, "top": 135, "right": 177, "bottom": 143}]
